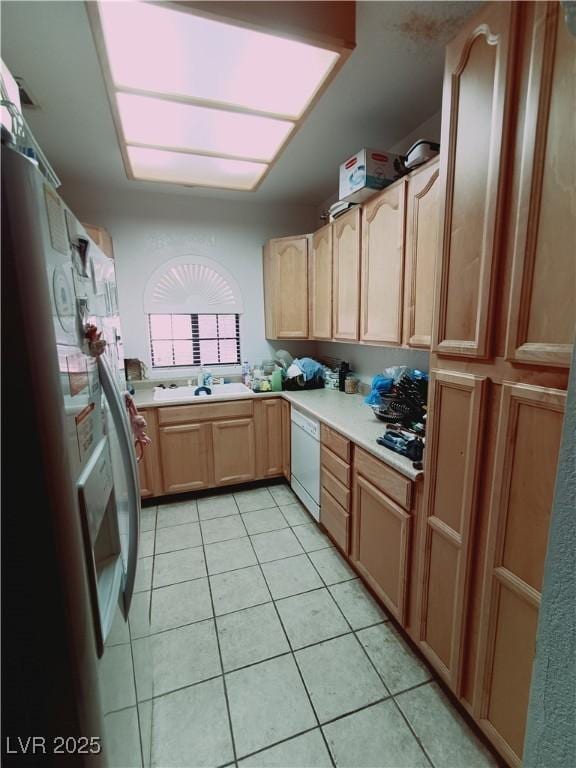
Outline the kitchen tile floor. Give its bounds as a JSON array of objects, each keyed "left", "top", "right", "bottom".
[{"left": 141, "top": 483, "right": 498, "bottom": 768}]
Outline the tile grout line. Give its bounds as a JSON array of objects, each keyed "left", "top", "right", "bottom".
[
  {"left": 198, "top": 508, "right": 240, "bottom": 767},
  {"left": 235, "top": 495, "right": 338, "bottom": 768},
  {"left": 295, "top": 522, "right": 438, "bottom": 767},
  {"left": 149, "top": 488, "right": 444, "bottom": 767},
  {"left": 293, "top": 527, "right": 440, "bottom": 765}
]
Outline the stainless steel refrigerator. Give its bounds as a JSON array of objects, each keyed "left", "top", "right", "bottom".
[{"left": 2, "top": 144, "right": 152, "bottom": 767}]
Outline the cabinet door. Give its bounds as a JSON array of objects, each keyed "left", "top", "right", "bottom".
[
  {"left": 505, "top": 4, "right": 576, "bottom": 368},
  {"left": 433, "top": 3, "right": 516, "bottom": 358},
  {"left": 281, "top": 399, "right": 291, "bottom": 480},
  {"left": 352, "top": 473, "right": 411, "bottom": 623},
  {"left": 138, "top": 408, "right": 162, "bottom": 498},
  {"left": 474, "top": 383, "right": 565, "bottom": 766},
  {"left": 159, "top": 423, "right": 212, "bottom": 493},
  {"left": 83, "top": 223, "right": 114, "bottom": 259},
  {"left": 416, "top": 371, "right": 487, "bottom": 690},
  {"left": 274, "top": 236, "right": 309, "bottom": 339},
  {"left": 255, "top": 399, "right": 283, "bottom": 479},
  {"left": 138, "top": 456, "right": 153, "bottom": 499},
  {"left": 212, "top": 418, "right": 256, "bottom": 486},
  {"left": 310, "top": 225, "right": 333, "bottom": 339},
  {"left": 360, "top": 181, "right": 406, "bottom": 344},
  {"left": 332, "top": 208, "right": 361, "bottom": 341},
  {"left": 263, "top": 240, "right": 277, "bottom": 340},
  {"left": 404, "top": 161, "right": 440, "bottom": 348}
]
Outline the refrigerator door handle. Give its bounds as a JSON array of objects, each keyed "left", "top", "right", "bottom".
[{"left": 97, "top": 354, "right": 140, "bottom": 615}]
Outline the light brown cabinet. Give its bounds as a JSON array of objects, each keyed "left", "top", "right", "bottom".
[
  {"left": 360, "top": 180, "right": 406, "bottom": 344},
  {"left": 320, "top": 425, "right": 351, "bottom": 554},
  {"left": 332, "top": 207, "right": 361, "bottom": 341},
  {"left": 263, "top": 235, "right": 309, "bottom": 339},
  {"left": 404, "top": 160, "right": 440, "bottom": 348},
  {"left": 83, "top": 223, "right": 114, "bottom": 259},
  {"left": 212, "top": 418, "right": 256, "bottom": 486},
  {"left": 417, "top": 4, "right": 573, "bottom": 767},
  {"left": 145, "top": 398, "right": 287, "bottom": 497},
  {"left": 352, "top": 468, "right": 411, "bottom": 624},
  {"left": 504, "top": 2, "right": 575, "bottom": 368},
  {"left": 309, "top": 225, "right": 333, "bottom": 340},
  {"left": 432, "top": 1, "right": 515, "bottom": 359},
  {"left": 159, "top": 422, "right": 212, "bottom": 494},
  {"left": 416, "top": 370, "right": 487, "bottom": 690},
  {"left": 474, "top": 383, "right": 566, "bottom": 764},
  {"left": 281, "top": 399, "right": 291, "bottom": 480},
  {"left": 255, "top": 398, "right": 284, "bottom": 478},
  {"left": 138, "top": 409, "right": 162, "bottom": 498},
  {"left": 263, "top": 162, "right": 440, "bottom": 350}
]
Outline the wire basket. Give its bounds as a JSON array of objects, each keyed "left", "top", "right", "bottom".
[
  {"left": 1, "top": 78, "right": 60, "bottom": 188},
  {"left": 370, "top": 399, "right": 412, "bottom": 423}
]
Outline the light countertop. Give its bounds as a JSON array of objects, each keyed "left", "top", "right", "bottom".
[{"left": 133, "top": 386, "right": 423, "bottom": 481}]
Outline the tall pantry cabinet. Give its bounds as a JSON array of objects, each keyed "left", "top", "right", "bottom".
[{"left": 416, "top": 3, "right": 574, "bottom": 767}]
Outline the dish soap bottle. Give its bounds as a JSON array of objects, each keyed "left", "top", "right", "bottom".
[{"left": 197, "top": 366, "right": 205, "bottom": 387}]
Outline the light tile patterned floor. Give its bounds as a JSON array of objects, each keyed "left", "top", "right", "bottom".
[{"left": 138, "top": 483, "right": 498, "bottom": 768}]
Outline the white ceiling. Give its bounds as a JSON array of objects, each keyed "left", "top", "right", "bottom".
[{"left": 1, "top": 1, "right": 480, "bottom": 205}]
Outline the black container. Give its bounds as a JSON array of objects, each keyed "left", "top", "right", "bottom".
[{"left": 338, "top": 362, "right": 350, "bottom": 392}]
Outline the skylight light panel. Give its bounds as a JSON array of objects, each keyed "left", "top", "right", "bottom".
[
  {"left": 127, "top": 146, "right": 268, "bottom": 190},
  {"left": 116, "top": 93, "right": 294, "bottom": 162},
  {"left": 98, "top": 2, "right": 340, "bottom": 119}
]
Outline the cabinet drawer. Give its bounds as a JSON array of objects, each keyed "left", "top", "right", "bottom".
[
  {"left": 321, "top": 445, "right": 351, "bottom": 487},
  {"left": 354, "top": 447, "right": 412, "bottom": 509},
  {"left": 321, "top": 424, "right": 351, "bottom": 462},
  {"left": 321, "top": 466, "right": 350, "bottom": 510},
  {"left": 320, "top": 487, "right": 350, "bottom": 554},
  {"left": 158, "top": 400, "right": 253, "bottom": 425}
]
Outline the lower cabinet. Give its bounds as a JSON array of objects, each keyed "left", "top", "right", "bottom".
[
  {"left": 352, "top": 473, "right": 411, "bottom": 624},
  {"left": 159, "top": 422, "right": 212, "bottom": 493},
  {"left": 255, "top": 399, "right": 283, "bottom": 478},
  {"left": 138, "top": 409, "right": 162, "bottom": 498},
  {"left": 320, "top": 425, "right": 352, "bottom": 554},
  {"left": 144, "top": 398, "right": 287, "bottom": 497},
  {"left": 212, "top": 418, "right": 256, "bottom": 486},
  {"left": 281, "top": 400, "right": 291, "bottom": 480}
]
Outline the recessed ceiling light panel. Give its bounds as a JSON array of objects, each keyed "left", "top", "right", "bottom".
[
  {"left": 127, "top": 146, "right": 268, "bottom": 190},
  {"left": 90, "top": 1, "right": 353, "bottom": 190},
  {"left": 98, "top": 2, "right": 339, "bottom": 119},
  {"left": 116, "top": 93, "right": 294, "bottom": 162}
]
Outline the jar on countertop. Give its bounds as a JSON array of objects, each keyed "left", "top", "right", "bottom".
[{"left": 344, "top": 375, "right": 359, "bottom": 394}]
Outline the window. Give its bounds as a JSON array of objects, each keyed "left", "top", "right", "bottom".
[{"left": 149, "top": 313, "right": 240, "bottom": 367}]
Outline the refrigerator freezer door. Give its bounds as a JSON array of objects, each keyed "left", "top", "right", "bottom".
[
  {"left": 98, "top": 355, "right": 141, "bottom": 615},
  {"left": 2, "top": 145, "right": 152, "bottom": 767}
]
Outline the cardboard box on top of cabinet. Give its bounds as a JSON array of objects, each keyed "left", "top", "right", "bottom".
[{"left": 339, "top": 148, "right": 404, "bottom": 203}]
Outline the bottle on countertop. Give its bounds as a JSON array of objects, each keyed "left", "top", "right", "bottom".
[
  {"left": 241, "top": 360, "right": 250, "bottom": 385},
  {"left": 197, "top": 366, "right": 205, "bottom": 387},
  {"left": 204, "top": 369, "right": 213, "bottom": 388},
  {"left": 338, "top": 361, "right": 350, "bottom": 392}
]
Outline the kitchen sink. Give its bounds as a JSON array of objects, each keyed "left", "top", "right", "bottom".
[{"left": 153, "top": 382, "right": 252, "bottom": 401}]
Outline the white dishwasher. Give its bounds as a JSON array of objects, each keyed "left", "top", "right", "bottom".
[{"left": 291, "top": 409, "right": 320, "bottom": 521}]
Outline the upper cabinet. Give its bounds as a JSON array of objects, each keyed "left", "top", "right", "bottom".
[
  {"left": 263, "top": 235, "right": 309, "bottom": 339},
  {"left": 433, "top": 2, "right": 516, "bottom": 359},
  {"left": 404, "top": 160, "right": 440, "bottom": 348},
  {"left": 83, "top": 224, "right": 115, "bottom": 259},
  {"left": 332, "top": 207, "right": 361, "bottom": 341},
  {"left": 361, "top": 180, "right": 407, "bottom": 344},
  {"left": 310, "top": 224, "right": 333, "bottom": 340},
  {"left": 263, "top": 160, "right": 440, "bottom": 348},
  {"left": 504, "top": 2, "right": 576, "bottom": 368}
]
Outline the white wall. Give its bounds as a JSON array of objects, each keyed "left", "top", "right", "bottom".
[
  {"left": 62, "top": 183, "right": 316, "bottom": 378},
  {"left": 316, "top": 342, "right": 429, "bottom": 385}
]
